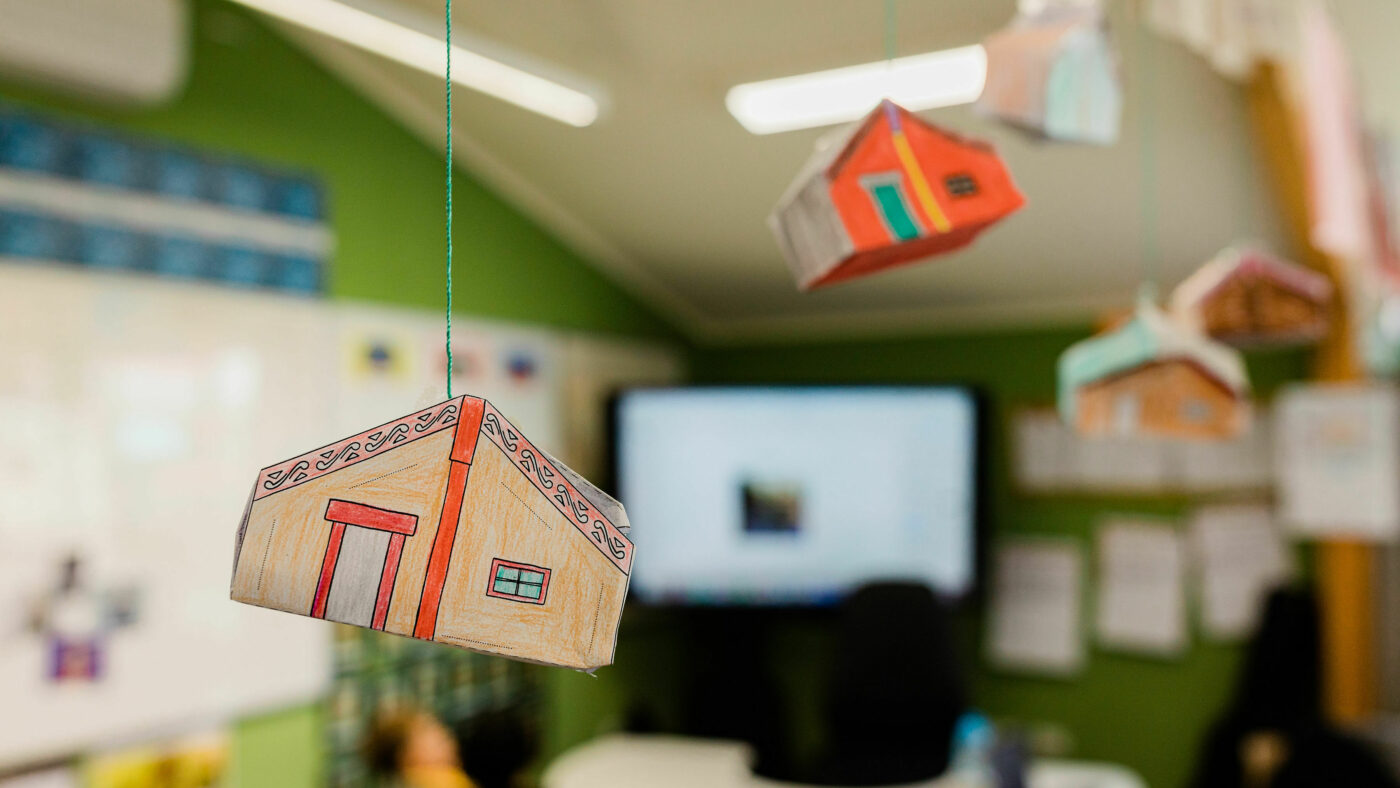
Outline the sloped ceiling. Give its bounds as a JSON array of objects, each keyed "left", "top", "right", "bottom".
[{"left": 271, "top": 0, "right": 1290, "bottom": 342}]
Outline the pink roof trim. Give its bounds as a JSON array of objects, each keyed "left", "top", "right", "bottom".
[{"left": 1195, "top": 249, "right": 1332, "bottom": 305}]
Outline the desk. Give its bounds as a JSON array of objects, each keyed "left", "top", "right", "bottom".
[{"left": 543, "top": 734, "right": 1147, "bottom": 788}]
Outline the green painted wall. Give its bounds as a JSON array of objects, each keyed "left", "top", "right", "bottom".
[
  {"left": 230, "top": 705, "right": 326, "bottom": 788},
  {"left": 1, "top": 1, "right": 677, "bottom": 785},
  {"left": 679, "top": 329, "right": 1313, "bottom": 788}
]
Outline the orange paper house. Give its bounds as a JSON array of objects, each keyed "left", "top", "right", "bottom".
[
  {"left": 1058, "top": 302, "right": 1251, "bottom": 440},
  {"left": 770, "top": 100, "right": 1026, "bottom": 290},
  {"left": 1169, "top": 246, "right": 1332, "bottom": 347},
  {"left": 230, "top": 397, "right": 633, "bottom": 671}
]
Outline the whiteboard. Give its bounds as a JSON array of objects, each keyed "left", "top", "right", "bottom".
[{"left": 0, "top": 264, "right": 674, "bottom": 766}]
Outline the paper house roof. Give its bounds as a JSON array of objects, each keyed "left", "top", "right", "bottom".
[
  {"left": 976, "top": 5, "right": 1121, "bottom": 145},
  {"left": 769, "top": 100, "right": 1025, "bottom": 290},
  {"left": 1058, "top": 302, "right": 1249, "bottom": 424},
  {"left": 1170, "top": 245, "right": 1332, "bottom": 317},
  {"left": 230, "top": 396, "right": 633, "bottom": 671}
]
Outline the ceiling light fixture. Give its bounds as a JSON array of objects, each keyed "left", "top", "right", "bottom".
[
  {"left": 226, "top": 0, "right": 601, "bottom": 127},
  {"left": 726, "top": 45, "right": 987, "bottom": 135}
]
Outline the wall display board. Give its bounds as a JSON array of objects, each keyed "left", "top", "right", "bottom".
[{"left": 1012, "top": 406, "right": 1273, "bottom": 495}]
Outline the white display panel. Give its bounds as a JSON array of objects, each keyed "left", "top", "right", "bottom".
[
  {"left": 617, "top": 387, "right": 977, "bottom": 604},
  {"left": 0, "top": 265, "right": 335, "bottom": 766}
]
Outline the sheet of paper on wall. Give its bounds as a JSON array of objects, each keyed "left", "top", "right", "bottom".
[
  {"left": 1058, "top": 301, "right": 1251, "bottom": 441},
  {"left": 1013, "top": 405, "right": 1272, "bottom": 494},
  {"left": 1274, "top": 384, "right": 1400, "bottom": 542},
  {"left": 1013, "top": 409, "right": 1077, "bottom": 491},
  {"left": 230, "top": 396, "right": 635, "bottom": 671},
  {"left": 769, "top": 100, "right": 1025, "bottom": 290},
  {"left": 977, "top": 3, "right": 1121, "bottom": 145},
  {"left": 1171, "top": 407, "right": 1273, "bottom": 492},
  {"left": 1189, "top": 504, "right": 1293, "bottom": 640},
  {"left": 1072, "top": 433, "right": 1174, "bottom": 492},
  {"left": 986, "top": 539, "right": 1085, "bottom": 676},
  {"left": 1095, "top": 519, "right": 1188, "bottom": 657}
]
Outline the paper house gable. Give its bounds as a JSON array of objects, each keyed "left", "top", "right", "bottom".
[
  {"left": 769, "top": 100, "right": 1025, "bottom": 290},
  {"left": 976, "top": 6, "right": 1121, "bottom": 145},
  {"left": 1058, "top": 303, "right": 1250, "bottom": 440},
  {"left": 230, "top": 397, "right": 634, "bottom": 671},
  {"left": 1170, "top": 246, "right": 1332, "bottom": 347}
]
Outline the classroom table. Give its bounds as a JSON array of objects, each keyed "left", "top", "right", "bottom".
[{"left": 542, "top": 733, "right": 1147, "bottom": 788}]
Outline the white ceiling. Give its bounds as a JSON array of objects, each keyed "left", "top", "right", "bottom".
[{"left": 274, "top": 0, "right": 1293, "bottom": 342}]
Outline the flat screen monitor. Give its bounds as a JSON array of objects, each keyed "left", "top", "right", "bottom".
[{"left": 614, "top": 387, "right": 978, "bottom": 606}]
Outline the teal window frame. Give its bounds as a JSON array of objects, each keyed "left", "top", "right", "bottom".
[{"left": 486, "top": 558, "right": 550, "bottom": 605}]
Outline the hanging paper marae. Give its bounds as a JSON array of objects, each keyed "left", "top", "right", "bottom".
[
  {"left": 769, "top": 100, "right": 1025, "bottom": 290},
  {"left": 1170, "top": 245, "right": 1332, "bottom": 347},
  {"left": 1058, "top": 300, "right": 1251, "bottom": 440},
  {"left": 230, "top": 397, "right": 634, "bottom": 671},
  {"left": 230, "top": 0, "right": 633, "bottom": 672},
  {"left": 976, "top": 1, "right": 1121, "bottom": 145}
]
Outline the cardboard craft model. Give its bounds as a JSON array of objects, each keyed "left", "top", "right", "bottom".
[
  {"left": 976, "top": 5, "right": 1122, "bottom": 145},
  {"left": 230, "top": 397, "right": 634, "bottom": 671},
  {"left": 1058, "top": 302, "right": 1251, "bottom": 440},
  {"left": 1169, "top": 246, "right": 1332, "bottom": 347},
  {"left": 769, "top": 100, "right": 1025, "bottom": 291}
]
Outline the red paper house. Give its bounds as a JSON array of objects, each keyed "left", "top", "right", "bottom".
[{"left": 769, "top": 100, "right": 1026, "bottom": 290}]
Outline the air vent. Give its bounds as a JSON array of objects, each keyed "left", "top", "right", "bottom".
[{"left": 0, "top": 0, "right": 188, "bottom": 105}]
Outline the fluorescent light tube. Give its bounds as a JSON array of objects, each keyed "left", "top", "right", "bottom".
[
  {"left": 726, "top": 46, "right": 987, "bottom": 135},
  {"left": 226, "top": 0, "right": 601, "bottom": 127}
]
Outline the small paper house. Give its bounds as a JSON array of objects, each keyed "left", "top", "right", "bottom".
[
  {"left": 230, "top": 397, "right": 634, "bottom": 671},
  {"left": 1170, "top": 246, "right": 1332, "bottom": 347},
  {"left": 1058, "top": 303, "right": 1250, "bottom": 440},
  {"left": 769, "top": 100, "right": 1025, "bottom": 290},
  {"left": 976, "top": 5, "right": 1122, "bottom": 145}
]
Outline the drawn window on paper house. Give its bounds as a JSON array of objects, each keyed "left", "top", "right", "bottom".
[
  {"left": 487, "top": 559, "right": 550, "bottom": 604},
  {"left": 860, "top": 173, "right": 924, "bottom": 242},
  {"left": 944, "top": 173, "right": 979, "bottom": 197}
]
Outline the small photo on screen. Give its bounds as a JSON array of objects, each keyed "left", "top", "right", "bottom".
[{"left": 741, "top": 480, "right": 803, "bottom": 535}]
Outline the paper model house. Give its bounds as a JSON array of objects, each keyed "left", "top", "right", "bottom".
[
  {"left": 976, "top": 5, "right": 1121, "bottom": 145},
  {"left": 230, "top": 397, "right": 634, "bottom": 671},
  {"left": 1058, "top": 303, "right": 1250, "bottom": 440},
  {"left": 1169, "top": 246, "right": 1332, "bottom": 347},
  {"left": 769, "top": 100, "right": 1025, "bottom": 290}
]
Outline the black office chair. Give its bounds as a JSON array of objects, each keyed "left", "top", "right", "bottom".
[{"left": 811, "top": 582, "right": 968, "bottom": 786}]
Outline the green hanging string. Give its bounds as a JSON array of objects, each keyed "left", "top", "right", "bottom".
[
  {"left": 444, "top": 0, "right": 454, "bottom": 399},
  {"left": 884, "top": 0, "right": 897, "bottom": 62},
  {"left": 1136, "top": 7, "right": 1161, "bottom": 304}
]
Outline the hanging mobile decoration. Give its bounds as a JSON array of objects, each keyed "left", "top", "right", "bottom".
[
  {"left": 770, "top": 101, "right": 1025, "bottom": 290},
  {"left": 769, "top": 1, "right": 1025, "bottom": 290},
  {"left": 1056, "top": 6, "right": 1251, "bottom": 440},
  {"left": 976, "top": 0, "right": 1122, "bottom": 145},
  {"left": 1170, "top": 245, "right": 1332, "bottom": 348},
  {"left": 1058, "top": 296, "right": 1251, "bottom": 440},
  {"left": 229, "top": 1, "right": 634, "bottom": 672}
]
